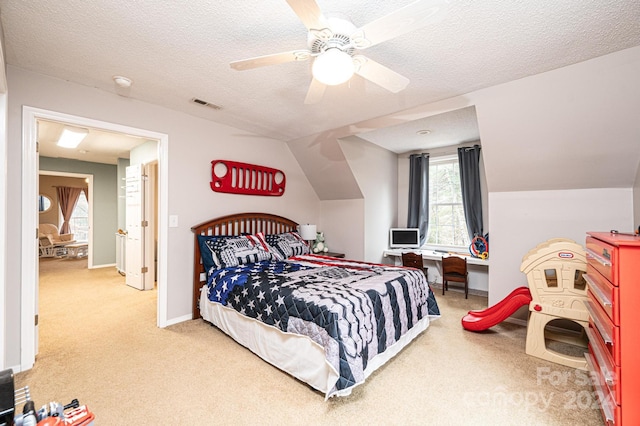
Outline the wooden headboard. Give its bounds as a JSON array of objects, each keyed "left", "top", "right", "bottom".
[{"left": 191, "top": 212, "right": 299, "bottom": 319}]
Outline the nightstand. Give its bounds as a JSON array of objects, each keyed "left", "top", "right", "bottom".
[{"left": 322, "top": 251, "right": 345, "bottom": 258}]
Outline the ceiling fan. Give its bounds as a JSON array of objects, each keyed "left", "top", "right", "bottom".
[{"left": 230, "top": 0, "right": 448, "bottom": 104}]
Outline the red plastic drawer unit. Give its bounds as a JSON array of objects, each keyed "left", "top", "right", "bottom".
[
  {"left": 586, "top": 325, "right": 620, "bottom": 404},
  {"left": 585, "top": 351, "right": 619, "bottom": 426},
  {"left": 585, "top": 236, "right": 618, "bottom": 284},
  {"left": 585, "top": 296, "right": 621, "bottom": 364},
  {"left": 585, "top": 232, "right": 640, "bottom": 426},
  {"left": 585, "top": 266, "right": 620, "bottom": 325}
]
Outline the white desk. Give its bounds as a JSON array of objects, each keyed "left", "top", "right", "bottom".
[
  {"left": 383, "top": 249, "right": 490, "bottom": 266},
  {"left": 383, "top": 249, "right": 489, "bottom": 292}
]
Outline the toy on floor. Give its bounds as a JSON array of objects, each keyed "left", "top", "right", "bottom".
[
  {"left": 461, "top": 286, "right": 532, "bottom": 331},
  {"left": 462, "top": 238, "right": 589, "bottom": 369},
  {"left": 0, "top": 368, "right": 95, "bottom": 426}
]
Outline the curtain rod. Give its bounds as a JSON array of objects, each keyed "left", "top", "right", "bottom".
[{"left": 402, "top": 143, "right": 480, "bottom": 159}]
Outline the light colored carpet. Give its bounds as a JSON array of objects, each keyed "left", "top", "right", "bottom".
[{"left": 15, "top": 258, "right": 604, "bottom": 425}]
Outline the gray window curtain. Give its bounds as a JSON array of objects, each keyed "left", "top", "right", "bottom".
[
  {"left": 407, "top": 153, "right": 429, "bottom": 245},
  {"left": 457, "top": 145, "right": 483, "bottom": 240},
  {"left": 56, "top": 186, "right": 83, "bottom": 234}
]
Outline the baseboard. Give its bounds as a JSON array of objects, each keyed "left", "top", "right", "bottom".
[
  {"left": 89, "top": 263, "right": 116, "bottom": 270},
  {"left": 504, "top": 317, "right": 527, "bottom": 327},
  {"left": 430, "top": 282, "right": 488, "bottom": 298},
  {"left": 6, "top": 363, "right": 23, "bottom": 374},
  {"left": 164, "top": 313, "right": 193, "bottom": 327}
]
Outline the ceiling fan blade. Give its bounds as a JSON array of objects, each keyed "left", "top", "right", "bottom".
[
  {"left": 304, "top": 78, "right": 326, "bottom": 104},
  {"left": 354, "top": 56, "right": 410, "bottom": 93},
  {"left": 352, "top": 0, "right": 448, "bottom": 49},
  {"left": 230, "top": 50, "right": 310, "bottom": 71},
  {"left": 286, "top": 0, "right": 327, "bottom": 30}
]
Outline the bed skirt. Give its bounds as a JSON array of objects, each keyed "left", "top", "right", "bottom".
[{"left": 200, "top": 286, "right": 435, "bottom": 399}]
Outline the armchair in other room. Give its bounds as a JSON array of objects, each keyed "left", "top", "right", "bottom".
[
  {"left": 39, "top": 223, "right": 75, "bottom": 245},
  {"left": 442, "top": 256, "right": 468, "bottom": 298},
  {"left": 38, "top": 223, "right": 75, "bottom": 257}
]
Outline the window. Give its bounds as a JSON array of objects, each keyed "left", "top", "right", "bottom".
[
  {"left": 426, "top": 156, "right": 470, "bottom": 247},
  {"left": 68, "top": 190, "right": 89, "bottom": 242}
]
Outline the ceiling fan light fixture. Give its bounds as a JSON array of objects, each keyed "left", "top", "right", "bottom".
[{"left": 312, "top": 48, "right": 354, "bottom": 86}]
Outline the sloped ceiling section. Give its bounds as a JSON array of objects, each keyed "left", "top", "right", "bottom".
[
  {"left": 287, "top": 131, "right": 363, "bottom": 201},
  {"left": 476, "top": 46, "right": 640, "bottom": 193},
  {"left": 295, "top": 46, "right": 640, "bottom": 199}
]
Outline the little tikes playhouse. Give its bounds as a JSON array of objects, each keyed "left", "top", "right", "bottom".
[
  {"left": 462, "top": 238, "right": 589, "bottom": 369},
  {"left": 520, "top": 238, "right": 589, "bottom": 369}
]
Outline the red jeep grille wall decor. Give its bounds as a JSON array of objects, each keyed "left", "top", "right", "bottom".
[{"left": 210, "top": 160, "right": 286, "bottom": 196}]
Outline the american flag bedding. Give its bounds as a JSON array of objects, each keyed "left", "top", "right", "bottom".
[{"left": 205, "top": 254, "right": 440, "bottom": 397}]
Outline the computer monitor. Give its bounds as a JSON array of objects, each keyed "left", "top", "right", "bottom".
[{"left": 389, "top": 228, "right": 421, "bottom": 249}]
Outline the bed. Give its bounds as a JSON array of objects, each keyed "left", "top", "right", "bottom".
[{"left": 192, "top": 212, "right": 440, "bottom": 399}]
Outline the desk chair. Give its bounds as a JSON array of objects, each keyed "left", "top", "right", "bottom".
[
  {"left": 442, "top": 256, "right": 469, "bottom": 298},
  {"left": 401, "top": 252, "right": 428, "bottom": 280}
]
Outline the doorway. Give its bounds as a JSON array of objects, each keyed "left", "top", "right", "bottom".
[
  {"left": 39, "top": 171, "right": 93, "bottom": 266},
  {"left": 21, "top": 106, "right": 169, "bottom": 371}
]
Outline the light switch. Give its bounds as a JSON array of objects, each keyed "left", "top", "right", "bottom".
[{"left": 169, "top": 215, "right": 179, "bottom": 228}]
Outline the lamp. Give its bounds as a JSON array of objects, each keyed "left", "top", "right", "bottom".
[
  {"left": 57, "top": 128, "right": 88, "bottom": 149},
  {"left": 312, "top": 48, "right": 355, "bottom": 86},
  {"left": 298, "top": 224, "right": 317, "bottom": 246}
]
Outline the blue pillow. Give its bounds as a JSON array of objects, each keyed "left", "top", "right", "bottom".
[{"left": 197, "top": 234, "right": 229, "bottom": 273}]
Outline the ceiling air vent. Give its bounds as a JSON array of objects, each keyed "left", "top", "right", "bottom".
[{"left": 191, "top": 98, "right": 222, "bottom": 110}]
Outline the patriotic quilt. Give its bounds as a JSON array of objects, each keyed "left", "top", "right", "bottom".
[{"left": 205, "top": 254, "right": 440, "bottom": 397}]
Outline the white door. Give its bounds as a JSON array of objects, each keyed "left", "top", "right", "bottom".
[{"left": 125, "top": 164, "right": 146, "bottom": 290}]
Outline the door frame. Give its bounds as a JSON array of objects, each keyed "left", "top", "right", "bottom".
[{"left": 21, "top": 106, "right": 170, "bottom": 371}]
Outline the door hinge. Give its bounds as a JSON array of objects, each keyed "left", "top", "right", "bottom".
[
  {"left": 141, "top": 220, "right": 149, "bottom": 227},
  {"left": 36, "top": 142, "right": 39, "bottom": 153},
  {"left": 141, "top": 266, "right": 148, "bottom": 273},
  {"left": 35, "top": 314, "right": 39, "bottom": 326}
]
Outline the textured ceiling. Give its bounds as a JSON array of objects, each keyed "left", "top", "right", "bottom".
[{"left": 1, "top": 0, "right": 639, "bottom": 155}]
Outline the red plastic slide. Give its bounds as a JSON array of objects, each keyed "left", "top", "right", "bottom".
[{"left": 461, "top": 286, "right": 532, "bottom": 331}]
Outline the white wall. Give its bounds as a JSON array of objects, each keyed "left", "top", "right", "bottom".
[
  {"left": 0, "top": 90, "right": 6, "bottom": 370},
  {"left": 340, "top": 136, "right": 398, "bottom": 263},
  {"left": 320, "top": 199, "right": 365, "bottom": 260},
  {"left": 489, "top": 188, "right": 632, "bottom": 305},
  {"left": 0, "top": 20, "right": 8, "bottom": 369},
  {"left": 5, "top": 66, "right": 319, "bottom": 367}
]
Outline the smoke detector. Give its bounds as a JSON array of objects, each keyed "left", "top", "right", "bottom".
[{"left": 113, "top": 76, "right": 133, "bottom": 88}]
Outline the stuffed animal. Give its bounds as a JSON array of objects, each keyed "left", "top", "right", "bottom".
[{"left": 312, "top": 231, "right": 329, "bottom": 253}]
